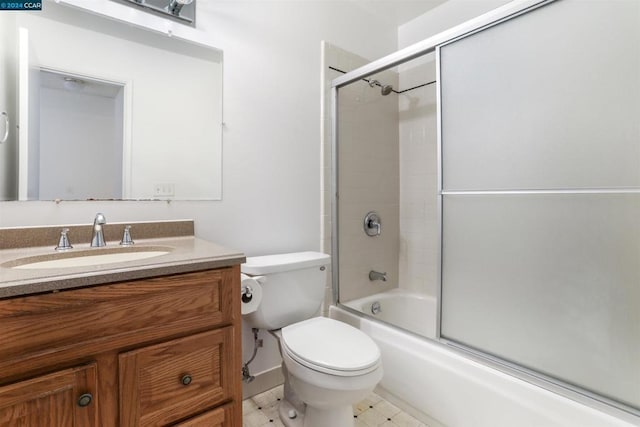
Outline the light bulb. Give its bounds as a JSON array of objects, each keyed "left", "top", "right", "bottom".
[
  {"left": 63, "top": 77, "right": 84, "bottom": 91},
  {"left": 168, "top": 0, "right": 193, "bottom": 15}
]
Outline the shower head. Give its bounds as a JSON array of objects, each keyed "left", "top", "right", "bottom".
[
  {"left": 380, "top": 84, "right": 393, "bottom": 96},
  {"left": 368, "top": 79, "right": 394, "bottom": 96}
]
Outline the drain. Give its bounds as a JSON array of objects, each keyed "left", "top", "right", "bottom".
[{"left": 371, "top": 301, "right": 382, "bottom": 315}]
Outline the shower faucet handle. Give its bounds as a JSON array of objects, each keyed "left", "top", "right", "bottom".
[{"left": 364, "top": 211, "right": 381, "bottom": 237}]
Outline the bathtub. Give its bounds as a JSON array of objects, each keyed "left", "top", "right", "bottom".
[
  {"left": 343, "top": 289, "right": 437, "bottom": 339},
  {"left": 330, "top": 290, "right": 638, "bottom": 427}
]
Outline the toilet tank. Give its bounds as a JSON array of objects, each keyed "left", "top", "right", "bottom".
[{"left": 241, "top": 252, "right": 331, "bottom": 330}]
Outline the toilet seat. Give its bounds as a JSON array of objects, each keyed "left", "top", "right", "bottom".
[{"left": 281, "top": 317, "right": 381, "bottom": 376}]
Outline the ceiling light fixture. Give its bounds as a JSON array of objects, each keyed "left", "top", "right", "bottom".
[
  {"left": 114, "top": 0, "right": 196, "bottom": 26},
  {"left": 63, "top": 77, "right": 85, "bottom": 91},
  {"left": 167, "top": 0, "right": 193, "bottom": 16}
]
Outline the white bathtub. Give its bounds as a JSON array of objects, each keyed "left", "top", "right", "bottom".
[
  {"left": 331, "top": 291, "right": 638, "bottom": 427},
  {"left": 343, "top": 289, "right": 437, "bottom": 339}
]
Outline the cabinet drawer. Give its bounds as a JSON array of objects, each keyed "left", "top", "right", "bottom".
[
  {"left": 172, "top": 404, "right": 233, "bottom": 427},
  {"left": 119, "top": 328, "right": 235, "bottom": 426},
  {"left": 0, "top": 269, "right": 236, "bottom": 379}
]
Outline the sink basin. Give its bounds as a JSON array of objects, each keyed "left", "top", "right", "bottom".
[{"left": 3, "top": 246, "right": 173, "bottom": 270}]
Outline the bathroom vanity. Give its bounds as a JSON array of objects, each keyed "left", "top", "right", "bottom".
[{"left": 0, "top": 220, "right": 245, "bottom": 426}]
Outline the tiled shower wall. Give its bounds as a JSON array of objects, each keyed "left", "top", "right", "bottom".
[
  {"left": 398, "top": 57, "right": 439, "bottom": 297},
  {"left": 322, "top": 42, "right": 439, "bottom": 310},
  {"left": 321, "top": 42, "right": 399, "bottom": 306}
]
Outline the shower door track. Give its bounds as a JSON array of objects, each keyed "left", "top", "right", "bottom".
[
  {"left": 439, "top": 338, "right": 640, "bottom": 421},
  {"left": 441, "top": 189, "right": 640, "bottom": 195}
]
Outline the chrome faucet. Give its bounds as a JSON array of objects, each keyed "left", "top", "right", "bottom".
[
  {"left": 55, "top": 228, "right": 73, "bottom": 251},
  {"left": 369, "top": 270, "right": 387, "bottom": 282},
  {"left": 90, "top": 213, "right": 107, "bottom": 247},
  {"left": 120, "top": 225, "right": 134, "bottom": 246}
]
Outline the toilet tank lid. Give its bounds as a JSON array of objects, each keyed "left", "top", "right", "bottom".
[{"left": 241, "top": 251, "right": 330, "bottom": 275}]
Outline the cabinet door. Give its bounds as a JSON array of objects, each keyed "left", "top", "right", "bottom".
[
  {"left": 0, "top": 363, "right": 98, "bottom": 426},
  {"left": 120, "top": 328, "right": 234, "bottom": 426}
]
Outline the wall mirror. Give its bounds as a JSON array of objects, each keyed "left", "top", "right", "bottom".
[{"left": 0, "top": 2, "right": 223, "bottom": 201}]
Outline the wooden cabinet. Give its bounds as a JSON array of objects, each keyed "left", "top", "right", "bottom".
[{"left": 0, "top": 266, "right": 242, "bottom": 426}]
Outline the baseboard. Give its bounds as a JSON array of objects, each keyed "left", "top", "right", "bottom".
[
  {"left": 242, "top": 365, "right": 285, "bottom": 400},
  {"left": 374, "top": 386, "right": 446, "bottom": 427}
]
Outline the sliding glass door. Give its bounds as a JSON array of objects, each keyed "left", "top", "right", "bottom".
[{"left": 439, "top": 0, "right": 640, "bottom": 412}]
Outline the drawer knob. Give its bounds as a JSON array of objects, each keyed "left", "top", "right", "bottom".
[
  {"left": 77, "top": 393, "right": 93, "bottom": 407},
  {"left": 181, "top": 374, "right": 193, "bottom": 386}
]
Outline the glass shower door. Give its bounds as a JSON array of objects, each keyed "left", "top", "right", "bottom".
[{"left": 438, "top": 0, "right": 640, "bottom": 412}]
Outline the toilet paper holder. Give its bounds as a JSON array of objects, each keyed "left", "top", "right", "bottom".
[
  {"left": 241, "top": 285, "right": 253, "bottom": 303},
  {"left": 240, "top": 274, "right": 264, "bottom": 316}
]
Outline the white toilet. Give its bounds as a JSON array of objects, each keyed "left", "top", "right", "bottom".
[{"left": 241, "top": 252, "right": 383, "bottom": 427}]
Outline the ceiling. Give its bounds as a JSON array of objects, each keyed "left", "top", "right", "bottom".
[{"left": 348, "top": 0, "right": 448, "bottom": 26}]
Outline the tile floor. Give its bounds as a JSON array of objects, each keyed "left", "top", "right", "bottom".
[{"left": 243, "top": 385, "right": 429, "bottom": 427}]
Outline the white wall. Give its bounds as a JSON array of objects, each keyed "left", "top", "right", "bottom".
[
  {"left": 39, "top": 87, "right": 122, "bottom": 200},
  {"left": 398, "top": 0, "right": 511, "bottom": 49},
  {"left": 0, "top": 0, "right": 398, "bottom": 388}
]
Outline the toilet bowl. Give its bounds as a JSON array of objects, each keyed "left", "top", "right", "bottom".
[
  {"left": 278, "top": 317, "right": 383, "bottom": 427},
  {"left": 241, "top": 252, "right": 383, "bottom": 427}
]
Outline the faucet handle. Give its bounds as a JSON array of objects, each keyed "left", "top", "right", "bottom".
[
  {"left": 364, "top": 212, "right": 382, "bottom": 237},
  {"left": 120, "top": 225, "right": 135, "bottom": 246},
  {"left": 55, "top": 228, "right": 73, "bottom": 251}
]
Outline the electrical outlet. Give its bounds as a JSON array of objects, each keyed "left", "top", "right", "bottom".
[{"left": 153, "top": 183, "right": 175, "bottom": 197}]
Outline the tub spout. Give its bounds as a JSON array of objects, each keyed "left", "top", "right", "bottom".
[{"left": 369, "top": 270, "right": 387, "bottom": 282}]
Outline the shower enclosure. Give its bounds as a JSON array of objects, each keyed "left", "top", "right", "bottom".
[{"left": 326, "top": 0, "right": 640, "bottom": 423}]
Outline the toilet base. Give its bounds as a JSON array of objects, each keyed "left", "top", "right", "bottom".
[
  {"left": 278, "top": 398, "right": 354, "bottom": 427},
  {"left": 278, "top": 398, "right": 303, "bottom": 427}
]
